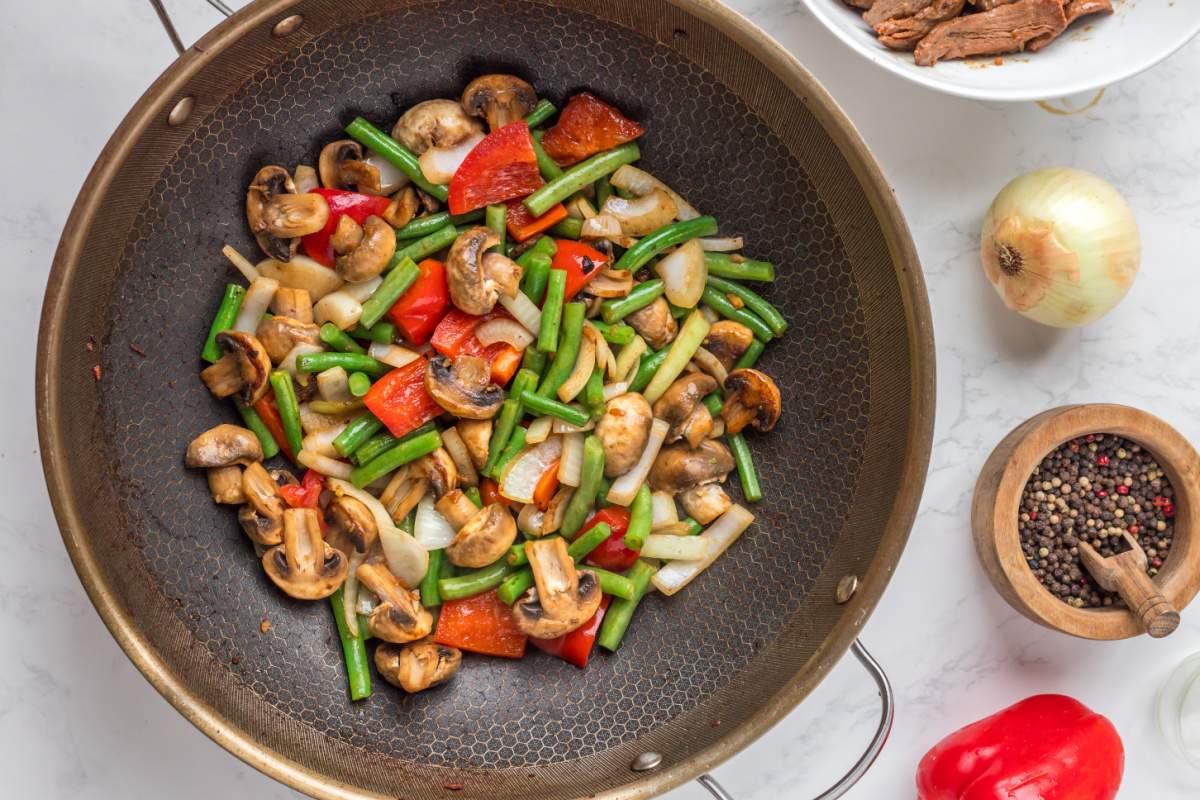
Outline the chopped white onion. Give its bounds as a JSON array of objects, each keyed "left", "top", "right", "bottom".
[
  {"left": 613, "top": 336, "right": 647, "bottom": 382},
  {"left": 600, "top": 189, "right": 677, "bottom": 236},
  {"left": 477, "top": 316, "right": 535, "bottom": 349},
  {"left": 368, "top": 342, "right": 420, "bottom": 369},
  {"left": 550, "top": 414, "right": 595, "bottom": 434},
  {"left": 317, "top": 367, "right": 352, "bottom": 402},
  {"left": 439, "top": 427, "right": 478, "bottom": 487},
  {"left": 293, "top": 164, "right": 320, "bottom": 194},
  {"left": 279, "top": 342, "right": 325, "bottom": 380},
  {"left": 302, "top": 424, "right": 349, "bottom": 457},
  {"left": 414, "top": 495, "right": 458, "bottom": 549},
  {"left": 607, "top": 418, "right": 669, "bottom": 506},
  {"left": 584, "top": 324, "right": 616, "bottom": 379},
  {"left": 640, "top": 534, "right": 712, "bottom": 561},
  {"left": 297, "top": 449, "right": 354, "bottom": 480},
  {"left": 233, "top": 277, "right": 279, "bottom": 333},
  {"left": 558, "top": 432, "right": 584, "bottom": 487},
  {"left": 697, "top": 236, "right": 743, "bottom": 252},
  {"left": 222, "top": 244, "right": 260, "bottom": 282},
  {"left": 256, "top": 254, "right": 344, "bottom": 300},
  {"left": 557, "top": 333, "right": 596, "bottom": 402},
  {"left": 609, "top": 165, "right": 700, "bottom": 221},
  {"left": 327, "top": 478, "right": 428, "bottom": 588},
  {"left": 602, "top": 382, "right": 628, "bottom": 402},
  {"left": 566, "top": 195, "right": 598, "bottom": 220},
  {"left": 700, "top": 305, "right": 719, "bottom": 325},
  {"left": 497, "top": 292, "right": 542, "bottom": 335},
  {"left": 362, "top": 151, "right": 410, "bottom": 195},
  {"left": 314, "top": 290, "right": 363, "bottom": 330},
  {"left": 654, "top": 239, "right": 706, "bottom": 307},
  {"left": 418, "top": 133, "right": 484, "bottom": 184},
  {"left": 499, "top": 437, "right": 562, "bottom": 504},
  {"left": 651, "top": 491, "right": 680, "bottom": 530},
  {"left": 651, "top": 505, "right": 754, "bottom": 596},
  {"left": 525, "top": 416, "right": 554, "bottom": 445},
  {"left": 341, "top": 275, "right": 383, "bottom": 302},
  {"left": 355, "top": 583, "right": 379, "bottom": 615},
  {"left": 580, "top": 214, "right": 623, "bottom": 242},
  {"left": 584, "top": 268, "right": 635, "bottom": 298}
]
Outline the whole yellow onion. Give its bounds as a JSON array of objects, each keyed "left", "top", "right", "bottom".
[{"left": 980, "top": 167, "right": 1140, "bottom": 328}]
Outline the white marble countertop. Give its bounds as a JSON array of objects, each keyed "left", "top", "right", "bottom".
[{"left": 5, "top": 1, "right": 1200, "bottom": 798}]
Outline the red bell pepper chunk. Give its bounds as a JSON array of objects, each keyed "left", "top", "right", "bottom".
[
  {"left": 251, "top": 395, "right": 295, "bottom": 461},
  {"left": 552, "top": 240, "right": 609, "bottom": 302},
  {"left": 434, "top": 589, "right": 527, "bottom": 659},
  {"left": 540, "top": 92, "right": 645, "bottom": 167},
  {"left": 505, "top": 199, "right": 568, "bottom": 243},
  {"left": 583, "top": 507, "right": 639, "bottom": 572},
  {"left": 301, "top": 188, "right": 392, "bottom": 267},
  {"left": 430, "top": 308, "right": 522, "bottom": 385},
  {"left": 386, "top": 258, "right": 451, "bottom": 345},
  {"left": 363, "top": 358, "right": 444, "bottom": 438},
  {"left": 480, "top": 477, "right": 510, "bottom": 507},
  {"left": 279, "top": 468, "right": 324, "bottom": 508},
  {"left": 447, "top": 122, "right": 542, "bottom": 214},
  {"left": 529, "top": 595, "right": 612, "bottom": 668},
  {"left": 916, "top": 694, "right": 1124, "bottom": 800}
]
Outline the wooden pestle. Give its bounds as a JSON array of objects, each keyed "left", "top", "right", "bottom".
[{"left": 1078, "top": 531, "right": 1180, "bottom": 638}]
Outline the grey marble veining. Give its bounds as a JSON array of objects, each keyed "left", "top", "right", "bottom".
[{"left": 3, "top": 1, "right": 1199, "bottom": 798}]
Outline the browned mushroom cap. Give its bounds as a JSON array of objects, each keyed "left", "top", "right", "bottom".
[
  {"left": 703, "top": 321, "right": 755, "bottom": 371},
  {"left": 678, "top": 483, "right": 731, "bottom": 525},
  {"left": 239, "top": 462, "right": 287, "bottom": 546},
  {"left": 446, "top": 503, "right": 517, "bottom": 568},
  {"left": 186, "top": 424, "right": 263, "bottom": 468},
  {"left": 205, "top": 466, "right": 245, "bottom": 505},
  {"left": 336, "top": 215, "right": 396, "bottom": 283},
  {"left": 412, "top": 447, "right": 459, "bottom": 500},
  {"left": 392, "top": 99, "right": 484, "bottom": 154},
  {"left": 722, "top": 369, "right": 781, "bottom": 435},
  {"left": 199, "top": 331, "right": 272, "bottom": 405},
  {"left": 247, "top": 165, "right": 326, "bottom": 261},
  {"left": 512, "top": 538, "right": 602, "bottom": 639},
  {"left": 626, "top": 296, "right": 677, "bottom": 350},
  {"left": 595, "top": 393, "right": 653, "bottom": 478},
  {"left": 424, "top": 354, "right": 504, "bottom": 419},
  {"left": 318, "top": 140, "right": 381, "bottom": 194},
  {"left": 375, "top": 640, "right": 462, "bottom": 693},
  {"left": 330, "top": 214, "right": 363, "bottom": 255},
  {"left": 356, "top": 562, "right": 433, "bottom": 643},
  {"left": 255, "top": 316, "right": 321, "bottom": 364},
  {"left": 455, "top": 419, "right": 492, "bottom": 471},
  {"left": 461, "top": 75, "right": 538, "bottom": 131},
  {"left": 648, "top": 439, "right": 735, "bottom": 494},
  {"left": 435, "top": 489, "right": 478, "bottom": 531},
  {"left": 262, "top": 508, "right": 348, "bottom": 599},
  {"left": 324, "top": 494, "right": 379, "bottom": 558},
  {"left": 446, "top": 227, "right": 523, "bottom": 315},
  {"left": 652, "top": 373, "right": 718, "bottom": 447}
]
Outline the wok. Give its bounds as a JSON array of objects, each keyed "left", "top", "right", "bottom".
[{"left": 36, "top": 1, "right": 934, "bottom": 797}]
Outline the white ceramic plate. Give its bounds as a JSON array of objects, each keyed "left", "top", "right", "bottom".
[{"left": 801, "top": 0, "right": 1200, "bottom": 102}]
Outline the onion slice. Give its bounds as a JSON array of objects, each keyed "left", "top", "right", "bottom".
[
  {"left": 651, "top": 491, "right": 679, "bottom": 530},
  {"left": 317, "top": 367, "right": 352, "bottom": 402},
  {"left": 497, "top": 292, "right": 542, "bottom": 335},
  {"left": 297, "top": 449, "right": 354, "bottom": 479},
  {"left": 293, "top": 164, "right": 320, "bottom": 195},
  {"left": 602, "top": 381, "right": 628, "bottom": 402},
  {"left": 301, "top": 424, "right": 349, "bottom": 457},
  {"left": 557, "top": 333, "right": 596, "bottom": 402},
  {"left": 525, "top": 416, "right": 554, "bottom": 445},
  {"left": 601, "top": 189, "right": 677, "bottom": 236},
  {"left": 439, "top": 427, "right": 478, "bottom": 487},
  {"left": 550, "top": 414, "right": 594, "bottom": 434},
  {"left": 368, "top": 342, "right": 420, "bottom": 369},
  {"left": 697, "top": 236, "right": 743, "bottom": 252},
  {"left": 654, "top": 239, "right": 706, "bottom": 307},
  {"left": 607, "top": 418, "right": 669, "bottom": 506},
  {"left": 418, "top": 133, "right": 484, "bottom": 185},
  {"left": 327, "top": 477, "right": 428, "bottom": 588},
  {"left": 690, "top": 346, "right": 728, "bottom": 386},
  {"left": 233, "top": 277, "right": 279, "bottom": 333},
  {"left": 558, "top": 432, "right": 584, "bottom": 487},
  {"left": 499, "top": 437, "right": 563, "bottom": 504},
  {"left": 314, "top": 290, "right": 363, "bottom": 331},
  {"left": 414, "top": 494, "right": 458, "bottom": 550},
  {"left": 651, "top": 505, "right": 754, "bottom": 595},
  {"left": 585, "top": 268, "right": 634, "bottom": 298},
  {"left": 640, "top": 534, "right": 711, "bottom": 561},
  {"left": 584, "top": 324, "right": 616, "bottom": 378},
  {"left": 222, "top": 244, "right": 260, "bottom": 283},
  {"left": 362, "top": 152, "right": 410, "bottom": 195},
  {"left": 476, "top": 317, "right": 535, "bottom": 349},
  {"left": 609, "top": 165, "right": 700, "bottom": 221},
  {"left": 257, "top": 254, "right": 345, "bottom": 300},
  {"left": 613, "top": 336, "right": 646, "bottom": 382}
]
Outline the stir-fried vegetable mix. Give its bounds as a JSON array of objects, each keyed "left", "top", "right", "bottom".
[{"left": 186, "top": 75, "right": 784, "bottom": 700}]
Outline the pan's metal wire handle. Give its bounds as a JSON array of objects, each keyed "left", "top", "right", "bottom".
[
  {"left": 697, "top": 639, "right": 893, "bottom": 800},
  {"left": 147, "top": 0, "right": 233, "bottom": 55}
]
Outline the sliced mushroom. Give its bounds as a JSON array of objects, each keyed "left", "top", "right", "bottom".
[
  {"left": 595, "top": 393, "right": 653, "bottom": 478},
  {"left": 512, "top": 538, "right": 602, "bottom": 639},
  {"left": 262, "top": 508, "right": 348, "bottom": 599},
  {"left": 186, "top": 424, "right": 263, "bottom": 504},
  {"left": 205, "top": 466, "right": 244, "bottom": 505},
  {"left": 652, "top": 374, "right": 718, "bottom": 447},
  {"left": 199, "top": 331, "right": 272, "bottom": 405},
  {"left": 336, "top": 215, "right": 395, "bottom": 283},
  {"left": 626, "top": 297, "right": 677, "bottom": 350},
  {"left": 435, "top": 489, "right": 478, "bottom": 531},
  {"left": 392, "top": 99, "right": 484, "bottom": 154},
  {"left": 424, "top": 354, "right": 504, "bottom": 419},
  {"left": 648, "top": 439, "right": 735, "bottom": 494},
  {"left": 456, "top": 420, "right": 492, "bottom": 471},
  {"left": 446, "top": 503, "right": 517, "bottom": 568},
  {"left": 239, "top": 462, "right": 286, "bottom": 546},
  {"left": 446, "top": 227, "right": 523, "bottom": 315},
  {"left": 413, "top": 447, "right": 459, "bottom": 500},
  {"left": 375, "top": 640, "right": 461, "bottom": 693},
  {"left": 246, "top": 166, "right": 329, "bottom": 261},
  {"left": 461, "top": 75, "right": 538, "bottom": 131},
  {"left": 271, "top": 287, "right": 314, "bottom": 323},
  {"left": 382, "top": 185, "right": 420, "bottom": 229},
  {"left": 703, "top": 321, "right": 754, "bottom": 371},
  {"left": 330, "top": 214, "right": 363, "bottom": 255},
  {"left": 324, "top": 494, "right": 379, "bottom": 558},
  {"left": 356, "top": 562, "right": 433, "bottom": 643},
  {"left": 722, "top": 369, "right": 781, "bottom": 435},
  {"left": 318, "top": 140, "right": 381, "bottom": 194},
  {"left": 255, "top": 316, "right": 321, "bottom": 364},
  {"left": 679, "top": 484, "right": 731, "bottom": 525}
]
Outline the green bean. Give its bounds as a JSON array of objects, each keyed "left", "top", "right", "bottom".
[
  {"left": 596, "top": 476, "right": 613, "bottom": 509},
  {"left": 548, "top": 217, "right": 582, "bottom": 239},
  {"left": 702, "top": 392, "right": 723, "bottom": 418},
  {"left": 530, "top": 130, "right": 564, "bottom": 181},
  {"left": 568, "top": 522, "right": 611, "bottom": 561},
  {"left": 588, "top": 319, "right": 635, "bottom": 345},
  {"left": 483, "top": 400, "right": 520, "bottom": 477},
  {"left": 560, "top": 435, "right": 605, "bottom": 538},
  {"left": 519, "top": 391, "right": 589, "bottom": 428},
  {"left": 349, "top": 428, "right": 442, "bottom": 488},
  {"left": 729, "top": 433, "right": 763, "bottom": 503},
  {"left": 524, "top": 98, "right": 557, "bottom": 128},
  {"left": 296, "top": 352, "right": 388, "bottom": 375},
  {"left": 524, "top": 143, "right": 640, "bottom": 217},
  {"left": 350, "top": 321, "right": 395, "bottom": 344},
  {"left": 668, "top": 301, "right": 691, "bottom": 320},
  {"left": 735, "top": 338, "right": 766, "bottom": 370},
  {"left": 421, "top": 549, "right": 445, "bottom": 607},
  {"left": 597, "top": 560, "right": 657, "bottom": 651},
  {"left": 517, "top": 253, "right": 550, "bottom": 305},
  {"left": 628, "top": 349, "right": 669, "bottom": 394},
  {"left": 269, "top": 371, "right": 304, "bottom": 457},
  {"left": 701, "top": 286, "right": 775, "bottom": 342},
  {"left": 704, "top": 252, "right": 775, "bottom": 282},
  {"left": 583, "top": 369, "right": 605, "bottom": 418},
  {"left": 348, "top": 372, "right": 372, "bottom": 397},
  {"left": 360, "top": 257, "right": 420, "bottom": 329},
  {"left": 320, "top": 322, "right": 366, "bottom": 354},
  {"left": 485, "top": 204, "right": 507, "bottom": 254},
  {"left": 438, "top": 559, "right": 513, "bottom": 601},
  {"left": 465, "top": 486, "right": 482, "bottom": 507},
  {"left": 497, "top": 568, "right": 534, "bottom": 605},
  {"left": 595, "top": 174, "right": 613, "bottom": 208},
  {"left": 201, "top": 284, "right": 246, "bottom": 363},
  {"left": 345, "top": 116, "right": 448, "bottom": 201},
  {"left": 614, "top": 216, "right": 717, "bottom": 272},
  {"left": 588, "top": 566, "right": 635, "bottom": 600},
  {"left": 600, "top": 279, "right": 664, "bottom": 324},
  {"left": 622, "top": 485, "right": 653, "bottom": 550},
  {"left": 706, "top": 276, "right": 787, "bottom": 336},
  {"left": 439, "top": 552, "right": 456, "bottom": 581},
  {"left": 352, "top": 431, "right": 399, "bottom": 466},
  {"left": 538, "top": 269, "right": 567, "bottom": 353},
  {"left": 392, "top": 223, "right": 459, "bottom": 267},
  {"left": 642, "top": 310, "right": 711, "bottom": 404},
  {"left": 330, "top": 588, "right": 371, "bottom": 701},
  {"left": 492, "top": 427, "right": 527, "bottom": 478},
  {"left": 237, "top": 404, "right": 280, "bottom": 459},
  {"left": 395, "top": 210, "right": 482, "bottom": 240},
  {"left": 521, "top": 347, "right": 547, "bottom": 376},
  {"left": 681, "top": 517, "right": 703, "bottom": 536},
  {"left": 537, "top": 302, "right": 584, "bottom": 398},
  {"left": 308, "top": 398, "right": 365, "bottom": 416},
  {"left": 520, "top": 234, "right": 558, "bottom": 262},
  {"left": 333, "top": 412, "right": 383, "bottom": 457},
  {"left": 507, "top": 543, "right": 531, "bottom": 567},
  {"left": 400, "top": 509, "right": 416, "bottom": 535}
]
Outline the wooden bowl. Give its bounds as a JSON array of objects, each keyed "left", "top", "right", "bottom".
[{"left": 973, "top": 404, "right": 1200, "bottom": 640}]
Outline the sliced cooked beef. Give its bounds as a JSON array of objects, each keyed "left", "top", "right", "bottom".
[
  {"left": 864, "top": 0, "right": 934, "bottom": 27},
  {"left": 1028, "top": 0, "right": 1114, "bottom": 51},
  {"left": 913, "top": 0, "right": 1067, "bottom": 66},
  {"left": 875, "top": 0, "right": 966, "bottom": 50}
]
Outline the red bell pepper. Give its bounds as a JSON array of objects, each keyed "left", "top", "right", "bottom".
[
  {"left": 583, "top": 507, "right": 639, "bottom": 572},
  {"left": 430, "top": 308, "right": 522, "bottom": 385},
  {"left": 529, "top": 595, "right": 611, "bottom": 668},
  {"left": 917, "top": 694, "right": 1124, "bottom": 800},
  {"left": 447, "top": 122, "right": 542, "bottom": 214},
  {"left": 480, "top": 477, "right": 509, "bottom": 507},
  {"left": 552, "top": 239, "right": 608, "bottom": 301},
  {"left": 279, "top": 468, "right": 328, "bottom": 534},
  {"left": 540, "top": 92, "right": 645, "bottom": 167},
  {"left": 505, "top": 199, "right": 568, "bottom": 243},
  {"left": 386, "top": 258, "right": 450, "bottom": 345},
  {"left": 301, "top": 188, "right": 391, "bottom": 267},
  {"left": 251, "top": 395, "right": 295, "bottom": 461},
  {"left": 434, "top": 589, "right": 527, "bottom": 659},
  {"left": 363, "top": 358, "right": 444, "bottom": 438}
]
